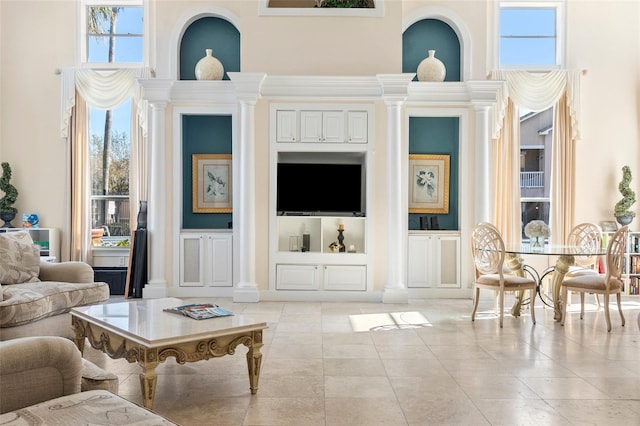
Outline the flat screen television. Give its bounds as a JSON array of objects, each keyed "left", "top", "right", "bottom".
[{"left": 277, "top": 163, "right": 364, "bottom": 216}]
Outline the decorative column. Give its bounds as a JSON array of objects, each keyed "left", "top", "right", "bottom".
[
  {"left": 473, "top": 105, "right": 491, "bottom": 223},
  {"left": 377, "top": 74, "right": 415, "bottom": 304},
  {"left": 137, "top": 79, "right": 172, "bottom": 298},
  {"left": 228, "top": 73, "right": 266, "bottom": 303}
]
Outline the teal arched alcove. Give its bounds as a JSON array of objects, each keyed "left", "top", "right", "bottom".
[
  {"left": 180, "top": 17, "right": 240, "bottom": 80},
  {"left": 402, "top": 19, "right": 461, "bottom": 82}
]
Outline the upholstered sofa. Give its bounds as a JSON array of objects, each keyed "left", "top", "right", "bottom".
[
  {"left": 0, "top": 230, "right": 110, "bottom": 341},
  {"left": 0, "top": 336, "right": 176, "bottom": 424}
]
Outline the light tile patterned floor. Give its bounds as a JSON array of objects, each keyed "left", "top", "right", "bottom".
[{"left": 83, "top": 295, "right": 640, "bottom": 425}]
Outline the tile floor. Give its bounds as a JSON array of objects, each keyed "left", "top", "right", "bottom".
[{"left": 83, "top": 295, "right": 640, "bottom": 425}]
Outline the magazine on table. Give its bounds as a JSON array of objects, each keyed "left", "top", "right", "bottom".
[{"left": 163, "top": 303, "right": 234, "bottom": 320}]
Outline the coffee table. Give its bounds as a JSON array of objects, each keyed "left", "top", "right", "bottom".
[{"left": 71, "top": 297, "right": 266, "bottom": 410}]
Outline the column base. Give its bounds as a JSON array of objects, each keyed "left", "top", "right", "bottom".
[
  {"left": 233, "top": 285, "right": 260, "bottom": 302},
  {"left": 142, "top": 279, "right": 168, "bottom": 299},
  {"left": 382, "top": 287, "right": 408, "bottom": 304}
]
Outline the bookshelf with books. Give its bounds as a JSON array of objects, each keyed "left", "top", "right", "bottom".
[{"left": 602, "top": 230, "right": 640, "bottom": 295}]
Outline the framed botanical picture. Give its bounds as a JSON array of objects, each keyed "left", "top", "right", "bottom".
[
  {"left": 192, "top": 154, "right": 232, "bottom": 213},
  {"left": 409, "top": 154, "right": 450, "bottom": 214}
]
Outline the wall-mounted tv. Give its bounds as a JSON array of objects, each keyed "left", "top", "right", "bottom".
[{"left": 277, "top": 163, "right": 365, "bottom": 216}]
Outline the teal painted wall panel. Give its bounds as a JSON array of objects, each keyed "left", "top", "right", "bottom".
[
  {"left": 182, "top": 115, "right": 233, "bottom": 229},
  {"left": 180, "top": 17, "right": 240, "bottom": 80},
  {"left": 409, "top": 117, "right": 459, "bottom": 230},
  {"left": 402, "top": 19, "right": 461, "bottom": 82}
]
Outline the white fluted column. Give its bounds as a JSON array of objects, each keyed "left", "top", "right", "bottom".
[
  {"left": 377, "top": 74, "right": 414, "bottom": 304},
  {"left": 137, "top": 79, "right": 172, "bottom": 299},
  {"left": 229, "top": 73, "right": 266, "bottom": 303},
  {"left": 474, "top": 105, "right": 491, "bottom": 223}
]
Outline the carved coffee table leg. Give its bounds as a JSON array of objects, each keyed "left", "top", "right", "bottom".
[
  {"left": 138, "top": 348, "right": 160, "bottom": 410},
  {"left": 246, "top": 330, "right": 263, "bottom": 395},
  {"left": 551, "top": 255, "right": 574, "bottom": 321},
  {"left": 71, "top": 316, "right": 86, "bottom": 353}
]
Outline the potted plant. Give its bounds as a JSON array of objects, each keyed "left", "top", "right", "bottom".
[
  {"left": 0, "top": 162, "right": 19, "bottom": 228},
  {"left": 614, "top": 165, "right": 636, "bottom": 226}
]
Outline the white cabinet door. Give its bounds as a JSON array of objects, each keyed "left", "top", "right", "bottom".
[
  {"left": 407, "top": 234, "right": 460, "bottom": 288},
  {"left": 276, "top": 264, "right": 319, "bottom": 290},
  {"left": 300, "top": 111, "right": 344, "bottom": 143},
  {"left": 322, "top": 111, "right": 345, "bottom": 143},
  {"left": 276, "top": 110, "right": 297, "bottom": 142},
  {"left": 436, "top": 235, "right": 460, "bottom": 288},
  {"left": 323, "top": 265, "right": 366, "bottom": 291},
  {"left": 180, "top": 232, "right": 232, "bottom": 287},
  {"left": 407, "top": 235, "right": 430, "bottom": 287},
  {"left": 300, "top": 111, "right": 324, "bottom": 142},
  {"left": 347, "top": 111, "right": 368, "bottom": 143},
  {"left": 207, "top": 234, "right": 233, "bottom": 287},
  {"left": 180, "top": 234, "right": 204, "bottom": 287}
]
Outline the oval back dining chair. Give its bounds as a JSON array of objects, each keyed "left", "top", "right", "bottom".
[
  {"left": 471, "top": 223, "right": 537, "bottom": 328},
  {"left": 561, "top": 225, "right": 628, "bottom": 332},
  {"left": 563, "top": 222, "right": 604, "bottom": 307}
]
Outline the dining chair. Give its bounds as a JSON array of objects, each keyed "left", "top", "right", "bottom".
[
  {"left": 560, "top": 225, "right": 628, "bottom": 332},
  {"left": 470, "top": 223, "right": 537, "bottom": 328},
  {"left": 563, "top": 222, "right": 604, "bottom": 308}
]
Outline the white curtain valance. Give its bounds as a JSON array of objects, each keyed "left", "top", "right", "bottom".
[
  {"left": 60, "top": 67, "right": 152, "bottom": 138},
  {"left": 490, "top": 70, "right": 582, "bottom": 140}
]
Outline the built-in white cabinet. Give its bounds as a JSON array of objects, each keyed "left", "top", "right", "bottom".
[
  {"left": 323, "top": 265, "right": 366, "bottom": 291},
  {"left": 179, "top": 231, "right": 232, "bottom": 287},
  {"left": 347, "top": 111, "right": 368, "bottom": 143},
  {"left": 407, "top": 231, "right": 460, "bottom": 288},
  {"left": 276, "top": 264, "right": 319, "bottom": 290},
  {"left": 276, "top": 110, "right": 297, "bottom": 142},
  {"left": 270, "top": 103, "right": 373, "bottom": 294},
  {"left": 300, "top": 110, "right": 344, "bottom": 143},
  {"left": 275, "top": 263, "right": 366, "bottom": 291},
  {"left": 274, "top": 107, "right": 369, "bottom": 145}
]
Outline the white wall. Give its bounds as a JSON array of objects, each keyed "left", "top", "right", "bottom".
[{"left": 1, "top": 1, "right": 638, "bottom": 291}]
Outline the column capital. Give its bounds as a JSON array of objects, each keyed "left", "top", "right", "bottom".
[
  {"left": 376, "top": 73, "right": 415, "bottom": 102},
  {"left": 228, "top": 72, "right": 267, "bottom": 103},
  {"left": 137, "top": 79, "right": 172, "bottom": 103}
]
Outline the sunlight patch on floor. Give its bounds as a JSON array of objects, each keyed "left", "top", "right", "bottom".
[{"left": 349, "top": 311, "right": 432, "bottom": 332}]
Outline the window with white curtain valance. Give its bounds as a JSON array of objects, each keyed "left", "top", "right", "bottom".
[{"left": 60, "top": 67, "right": 152, "bottom": 139}]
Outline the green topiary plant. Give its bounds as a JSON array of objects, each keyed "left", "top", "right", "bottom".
[
  {"left": 614, "top": 165, "right": 636, "bottom": 219},
  {"left": 0, "top": 162, "right": 18, "bottom": 214}
]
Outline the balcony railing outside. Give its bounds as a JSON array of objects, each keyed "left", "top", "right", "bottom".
[{"left": 520, "top": 171, "right": 543, "bottom": 188}]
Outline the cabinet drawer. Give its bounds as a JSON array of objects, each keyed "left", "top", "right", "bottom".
[{"left": 276, "top": 264, "right": 319, "bottom": 290}]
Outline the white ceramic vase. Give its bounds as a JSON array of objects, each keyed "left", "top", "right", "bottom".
[
  {"left": 195, "top": 49, "right": 224, "bottom": 80},
  {"left": 417, "top": 50, "right": 446, "bottom": 82}
]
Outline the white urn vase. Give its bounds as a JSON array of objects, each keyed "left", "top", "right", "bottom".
[
  {"left": 195, "top": 49, "right": 224, "bottom": 80},
  {"left": 417, "top": 50, "right": 446, "bottom": 82}
]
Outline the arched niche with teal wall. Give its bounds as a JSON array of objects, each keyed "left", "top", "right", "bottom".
[
  {"left": 180, "top": 17, "right": 240, "bottom": 80},
  {"left": 403, "top": 19, "right": 461, "bottom": 82},
  {"left": 408, "top": 117, "right": 459, "bottom": 230},
  {"left": 182, "top": 115, "right": 233, "bottom": 229}
]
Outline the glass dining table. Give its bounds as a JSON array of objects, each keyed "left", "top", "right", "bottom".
[{"left": 503, "top": 242, "right": 606, "bottom": 321}]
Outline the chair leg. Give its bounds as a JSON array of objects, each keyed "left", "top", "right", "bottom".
[
  {"left": 604, "top": 293, "right": 611, "bottom": 332},
  {"left": 616, "top": 292, "right": 625, "bottom": 327},
  {"left": 594, "top": 293, "right": 601, "bottom": 309},
  {"left": 561, "top": 286, "right": 568, "bottom": 326},
  {"left": 499, "top": 290, "right": 504, "bottom": 328},
  {"left": 580, "top": 292, "right": 585, "bottom": 320},
  {"left": 530, "top": 288, "right": 536, "bottom": 324},
  {"left": 471, "top": 288, "right": 480, "bottom": 321}
]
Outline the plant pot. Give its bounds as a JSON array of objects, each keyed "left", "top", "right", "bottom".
[
  {"left": 0, "top": 211, "right": 16, "bottom": 228},
  {"left": 615, "top": 215, "right": 633, "bottom": 226}
]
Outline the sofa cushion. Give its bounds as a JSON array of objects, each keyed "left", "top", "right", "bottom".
[
  {"left": 0, "top": 281, "right": 109, "bottom": 327},
  {"left": 0, "top": 390, "right": 177, "bottom": 425},
  {"left": 0, "top": 234, "right": 41, "bottom": 285},
  {"left": 81, "top": 358, "right": 119, "bottom": 393}
]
